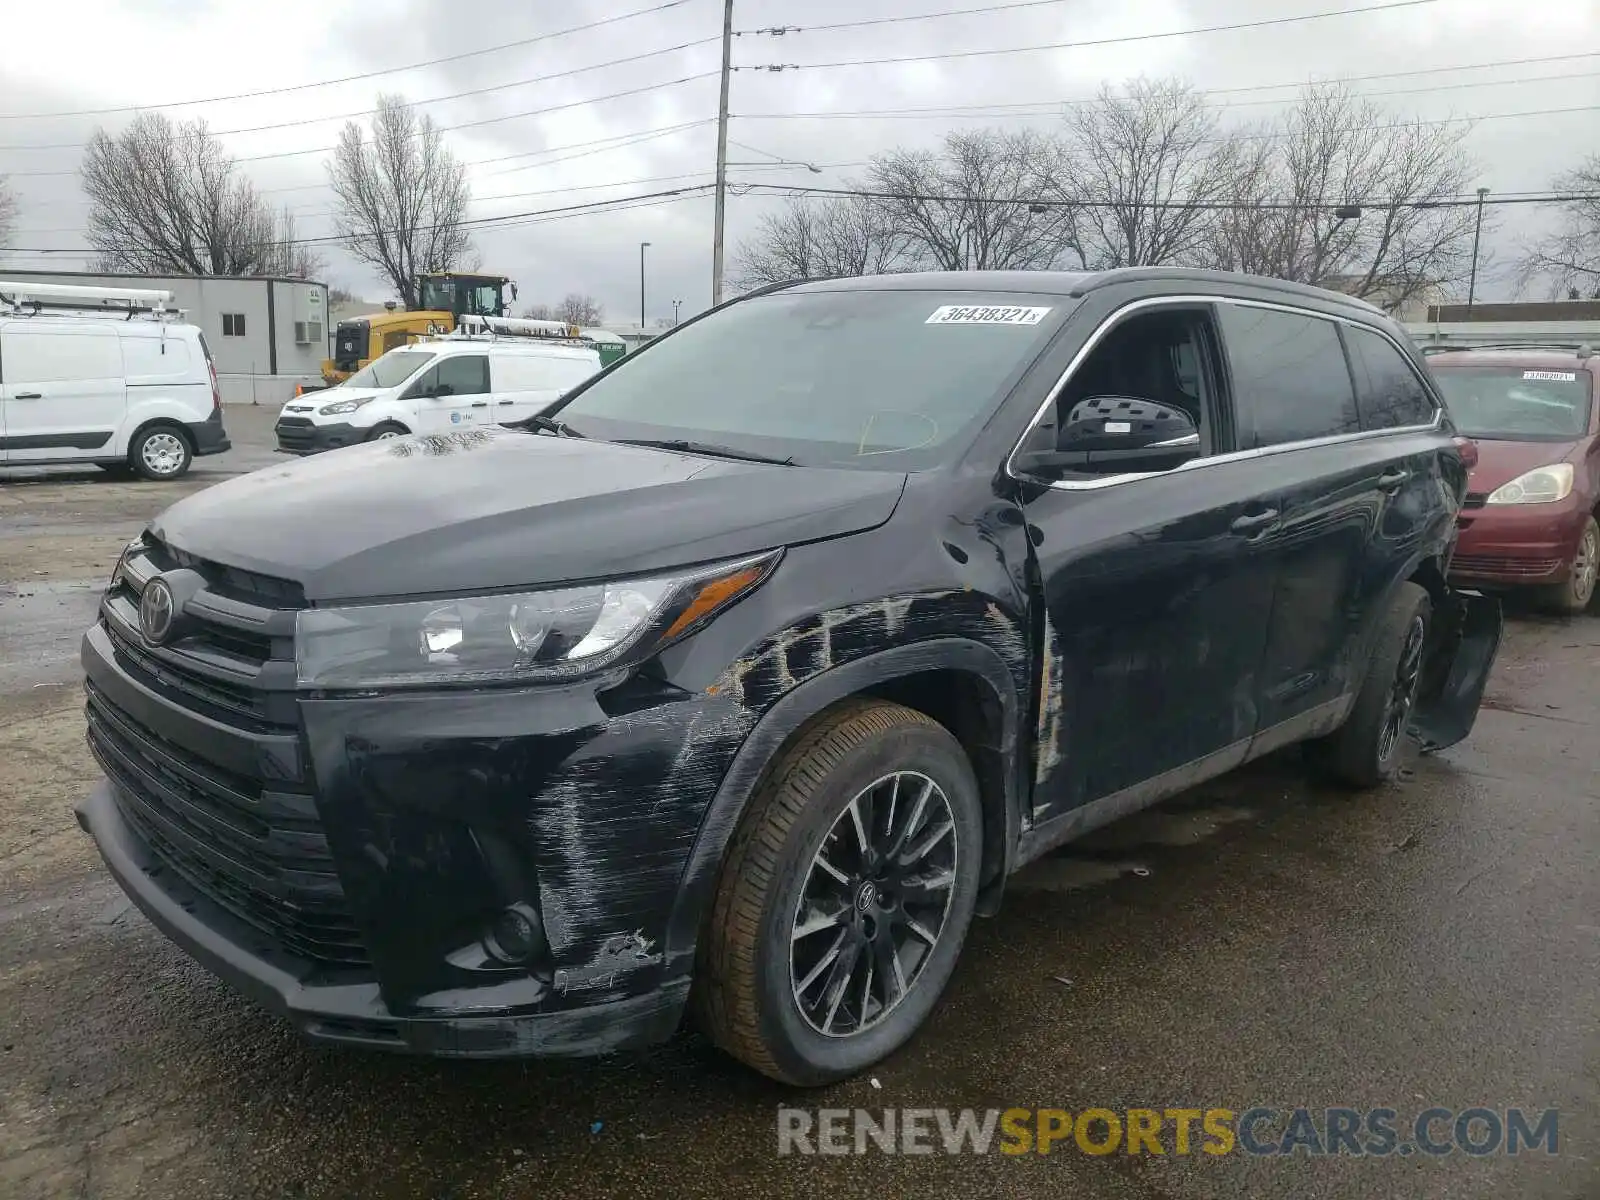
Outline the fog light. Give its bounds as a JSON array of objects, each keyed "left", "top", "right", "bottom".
[{"left": 484, "top": 902, "right": 547, "bottom": 965}]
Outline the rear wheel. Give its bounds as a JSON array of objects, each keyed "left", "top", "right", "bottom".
[
  {"left": 693, "top": 700, "right": 982, "bottom": 1086},
  {"left": 365, "top": 422, "right": 409, "bottom": 442},
  {"left": 1541, "top": 515, "right": 1598, "bottom": 615},
  {"left": 129, "top": 426, "right": 192, "bottom": 481},
  {"left": 1309, "top": 582, "right": 1431, "bottom": 788}
]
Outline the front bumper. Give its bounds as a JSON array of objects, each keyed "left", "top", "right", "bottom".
[
  {"left": 75, "top": 783, "right": 687, "bottom": 1057},
  {"left": 275, "top": 417, "right": 362, "bottom": 455},
  {"left": 1449, "top": 495, "right": 1589, "bottom": 587},
  {"left": 75, "top": 582, "right": 748, "bottom": 1058}
]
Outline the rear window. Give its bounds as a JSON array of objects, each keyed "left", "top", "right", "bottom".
[
  {"left": 555, "top": 290, "right": 1070, "bottom": 469},
  {"left": 1431, "top": 367, "right": 1593, "bottom": 441},
  {"left": 343, "top": 349, "right": 434, "bottom": 390},
  {"left": 1217, "top": 305, "right": 1360, "bottom": 448},
  {"left": 1343, "top": 326, "right": 1437, "bottom": 430}
]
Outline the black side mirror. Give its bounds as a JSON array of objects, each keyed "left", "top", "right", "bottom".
[
  {"left": 1015, "top": 396, "right": 1200, "bottom": 476},
  {"left": 431, "top": 384, "right": 454, "bottom": 398}
]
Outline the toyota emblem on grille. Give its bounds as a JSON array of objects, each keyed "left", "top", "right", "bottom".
[{"left": 139, "top": 577, "right": 176, "bottom": 644}]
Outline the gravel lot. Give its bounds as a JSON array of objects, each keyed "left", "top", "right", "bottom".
[{"left": 2, "top": 405, "right": 1596, "bottom": 1199}]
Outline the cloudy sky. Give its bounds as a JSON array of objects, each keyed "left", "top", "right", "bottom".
[{"left": 1, "top": 0, "right": 1596, "bottom": 324}]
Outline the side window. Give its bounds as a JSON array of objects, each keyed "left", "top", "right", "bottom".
[
  {"left": 434, "top": 354, "right": 489, "bottom": 396},
  {"left": 1052, "top": 308, "right": 1217, "bottom": 454},
  {"left": 221, "top": 313, "right": 247, "bottom": 337},
  {"left": 382, "top": 330, "right": 413, "bottom": 353},
  {"left": 405, "top": 364, "right": 439, "bottom": 398},
  {"left": 1344, "top": 325, "right": 1437, "bottom": 430},
  {"left": 1217, "top": 305, "right": 1359, "bottom": 449}
]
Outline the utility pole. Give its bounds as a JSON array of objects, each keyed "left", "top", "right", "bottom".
[
  {"left": 673, "top": 298, "right": 683, "bottom": 325},
  {"left": 639, "top": 242, "right": 651, "bottom": 331},
  {"left": 710, "top": 0, "right": 734, "bottom": 307},
  {"left": 1467, "top": 186, "right": 1489, "bottom": 315}
]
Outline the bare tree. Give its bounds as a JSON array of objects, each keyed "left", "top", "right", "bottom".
[
  {"left": 80, "top": 113, "right": 310, "bottom": 276},
  {"left": 1055, "top": 79, "right": 1229, "bottom": 269},
  {"left": 520, "top": 302, "right": 555, "bottom": 320},
  {"left": 556, "top": 293, "right": 604, "bottom": 325},
  {"left": 869, "top": 128, "right": 1079, "bottom": 270},
  {"left": 327, "top": 94, "right": 474, "bottom": 308},
  {"left": 1518, "top": 156, "right": 1600, "bottom": 299},
  {"left": 0, "top": 176, "right": 16, "bottom": 247},
  {"left": 735, "top": 194, "right": 908, "bottom": 287},
  {"left": 1201, "top": 87, "right": 1480, "bottom": 310}
]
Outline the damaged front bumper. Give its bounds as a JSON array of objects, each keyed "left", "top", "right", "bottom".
[
  {"left": 76, "top": 618, "right": 746, "bottom": 1058},
  {"left": 1412, "top": 587, "right": 1504, "bottom": 753}
]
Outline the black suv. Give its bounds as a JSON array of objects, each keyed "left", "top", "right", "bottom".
[{"left": 75, "top": 269, "right": 1501, "bottom": 1085}]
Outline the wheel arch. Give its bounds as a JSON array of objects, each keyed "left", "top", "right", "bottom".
[{"left": 662, "top": 638, "right": 1025, "bottom": 980}]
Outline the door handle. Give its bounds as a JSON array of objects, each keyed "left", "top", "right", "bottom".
[
  {"left": 14, "top": 392, "right": 42, "bottom": 400},
  {"left": 470, "top": 401, "right": 489, "bottom": 408},
  {"left": 1377, "top": 469, "right": 1412, "bottom": 491},
  {"left": 497, "top": 400, "right": 514, "bottom": 406},
  {"left": 1231, "top": 509, "right": 1280, "bottom": 536}
]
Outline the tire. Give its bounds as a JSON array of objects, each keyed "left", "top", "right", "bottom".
[
  {"left": 364, "top": 422, "right": 409, "bottom": 442},
  {"left": 1310, "top": 582, "right": 1431, "bottom": 788},
  {"left": 1540, "top": 515, "right": 1598, "bottom": 615},
  {"left": 693, "top": 699, "right": 983, "bottom": 1086},
  {"left": 128, "top": 425, "right": 193, "bottom": 481}
]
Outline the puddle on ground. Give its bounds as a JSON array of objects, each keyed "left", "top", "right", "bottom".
[{"left": 1009, "top": 801, "right": 1258, "bottom": 893}]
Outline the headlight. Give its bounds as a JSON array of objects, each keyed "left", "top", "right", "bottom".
[
  {"left": 318, "top": 396, "right": 375, "bottom": 415},
  {"left": 294, "top": 550, "right": 779, "bottom": 688},
  {"left": 1485, "top": 463, "right": 1574, "bottom": 505}
]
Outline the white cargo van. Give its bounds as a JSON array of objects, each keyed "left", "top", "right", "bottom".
[
  {"left": 275, "top": 335, "right": 602, "bottom": 455},
  {"left": 0, "top": 281, "right": 229, "bottom": 480}
]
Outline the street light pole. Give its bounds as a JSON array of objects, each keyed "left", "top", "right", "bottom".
[
  {"left": 1467, "top": 186, "right": 1489, "bottom": 315},
  {"left": 640, "top": 241, "right": 651, "bottom": 332},
  {"left": 673, "top": 299, "right": 683, "bottom": 325},
  {"left": 710, "top": 0, "right": 734, "bottom": 307}
]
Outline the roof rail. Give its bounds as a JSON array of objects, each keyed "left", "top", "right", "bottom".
[
  {"left": 0, "top": 279, "right": 183, "bottom": 321},
  {"left": 446, "top": 314, "right": 585, "bottom": 342}
]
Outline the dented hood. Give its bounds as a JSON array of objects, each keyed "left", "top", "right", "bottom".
[{"left": 150, "top": 427, "right": 906, "bottom": 601}]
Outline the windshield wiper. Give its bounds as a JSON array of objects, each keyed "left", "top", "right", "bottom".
[
  {"left": 611, "top": 438, "right": 795, "bottom": 466},
  {"left": 522, "top": 414, "right": 584, "bottom": 438}
]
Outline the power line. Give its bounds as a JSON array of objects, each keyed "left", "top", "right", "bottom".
[
  {"left": 3, "top": 71, "right": 721, "bottom": 177},
  {"left": 0, "top": 185, "right": 720, "bottom": 255},
  {"left": 730, "top": 179, "right": 1600, "bottom": 212},
  {"left": 740, "top": 0, "right": 1441, "bottom": 72},
  {"left": 0, "top": 0, "right": 700, "bottom": 121},
  {"left": 736, "top": 0, "right": 1075, "bottom": 35},
  {"left": 0, "top": 37, "right": 720, "bottom": 153},
  {"left": 735, "top": 52, "right": 1600, "bottom": 119}
]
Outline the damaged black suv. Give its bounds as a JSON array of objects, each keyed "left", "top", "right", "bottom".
[{"left": 76, "top": 269, "right": 1501, "bottom": 1085}]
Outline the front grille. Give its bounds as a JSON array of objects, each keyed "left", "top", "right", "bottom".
[
  {"left": 92, "top": 535, "right": 368, "bottom": 971},
  {"left": 1450, "top": 553, "right": 1563, "bottom": 578},
  {"left": 276, "top": 416, "right": 316, "bottom": 453},
  {"left": 88, "top": 685, "right": 368, "bottom": 968}
]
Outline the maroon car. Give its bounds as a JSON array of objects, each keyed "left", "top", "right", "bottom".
[{"left": 1428, "top": 347, "right": 1598, "bottom": 613}]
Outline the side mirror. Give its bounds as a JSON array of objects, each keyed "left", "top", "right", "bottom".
[
  {"left": 1015, "top": 396, "right": 1200, "bottom": 476},
  {"left": 431, "top": 384, "right": 454, "bottom": 398}
]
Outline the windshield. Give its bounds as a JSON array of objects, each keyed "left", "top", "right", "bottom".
[
  {"left": 418, "top": 278, "right": 454, "bottom": 312},
  {"left": 553, "top": 289, "right": 1068, "bottom": 469},
  {"left": 343, "top": 349, "right": 434, "bottom": 390},
  {"left": 1432, "top": 367, "right": 1594, "bottom": 441}
]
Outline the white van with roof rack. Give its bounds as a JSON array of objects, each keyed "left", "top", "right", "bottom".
[
  {"left": 0, "top": 280, "right": 229, "bottom": 480},
  {"left": 274, "top": 315, "right": 603, "bottom": 455}
]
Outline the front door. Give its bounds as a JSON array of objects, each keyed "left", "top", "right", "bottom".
[
  {"left": 0, "top": 325, "right": 127, "bottom": 462},
  {"left": 406, "top": 354, "right": 490, "bottom": 434},
  {"left": 1017, "top": 302, "right": 1282, "bottom": 822}
]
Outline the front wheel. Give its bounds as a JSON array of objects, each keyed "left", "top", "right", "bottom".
[
  {"left": 1309, "top": 582, "right": 1431, "bottom": 788},
  {"left": 1541, "top": 515, "right": 1598, "bottom": 615},
  {"left": 364, "top": 422, "right": 409, "bottom": 442},
  {"left": 129, "top": 426, "right": 193, "bottom": 481},
  {"left": 694, "top": 700, "right": 982, "bottom": 1085}
]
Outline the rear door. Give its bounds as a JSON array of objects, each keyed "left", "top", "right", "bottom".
[
  {"left": 1216, "top": 301, "right": 1425, "bottom": 748},
  {"left": 0, "top": 323, "right": 127, "bottom": 463}
]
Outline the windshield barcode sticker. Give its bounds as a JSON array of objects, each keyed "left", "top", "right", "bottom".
[
  {"left": 1523, "top": 370, "right": 1576, "bottom": 381},
  {"left": 926, "top": 305, "right": 1052, "bottom": 325}
]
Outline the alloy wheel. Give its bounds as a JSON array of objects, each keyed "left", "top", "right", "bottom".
[
  {"left": 790, "top": 771, "right": 958, "bottom": 1038},
  {"left": 1377, "top": 614, "right": 1426, "bottom": 764},
  {"left": 140, "top": 432, "right": 187, "bottom": 477},
  {"left": 1573, "top": 526, "right": 1598, "bottom": 607}
]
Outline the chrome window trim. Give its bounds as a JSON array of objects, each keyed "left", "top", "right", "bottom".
[{"left": 1003, "top": 292, "right": 1445, "bottom": 493}]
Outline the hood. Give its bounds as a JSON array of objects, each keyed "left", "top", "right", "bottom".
[
  {"left": 150, "top": 427, "right": 907, "bottom": 601},
  {"left": 1465, "top": 437, "right": 1584, "bottom": 495},
  {"left": 281, "top": 386, "right": 385, "bottom": 415}
]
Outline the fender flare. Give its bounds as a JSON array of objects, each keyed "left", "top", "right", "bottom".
[{"left": 660, "top": 637, "right": 1024, "bottom": 979}]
